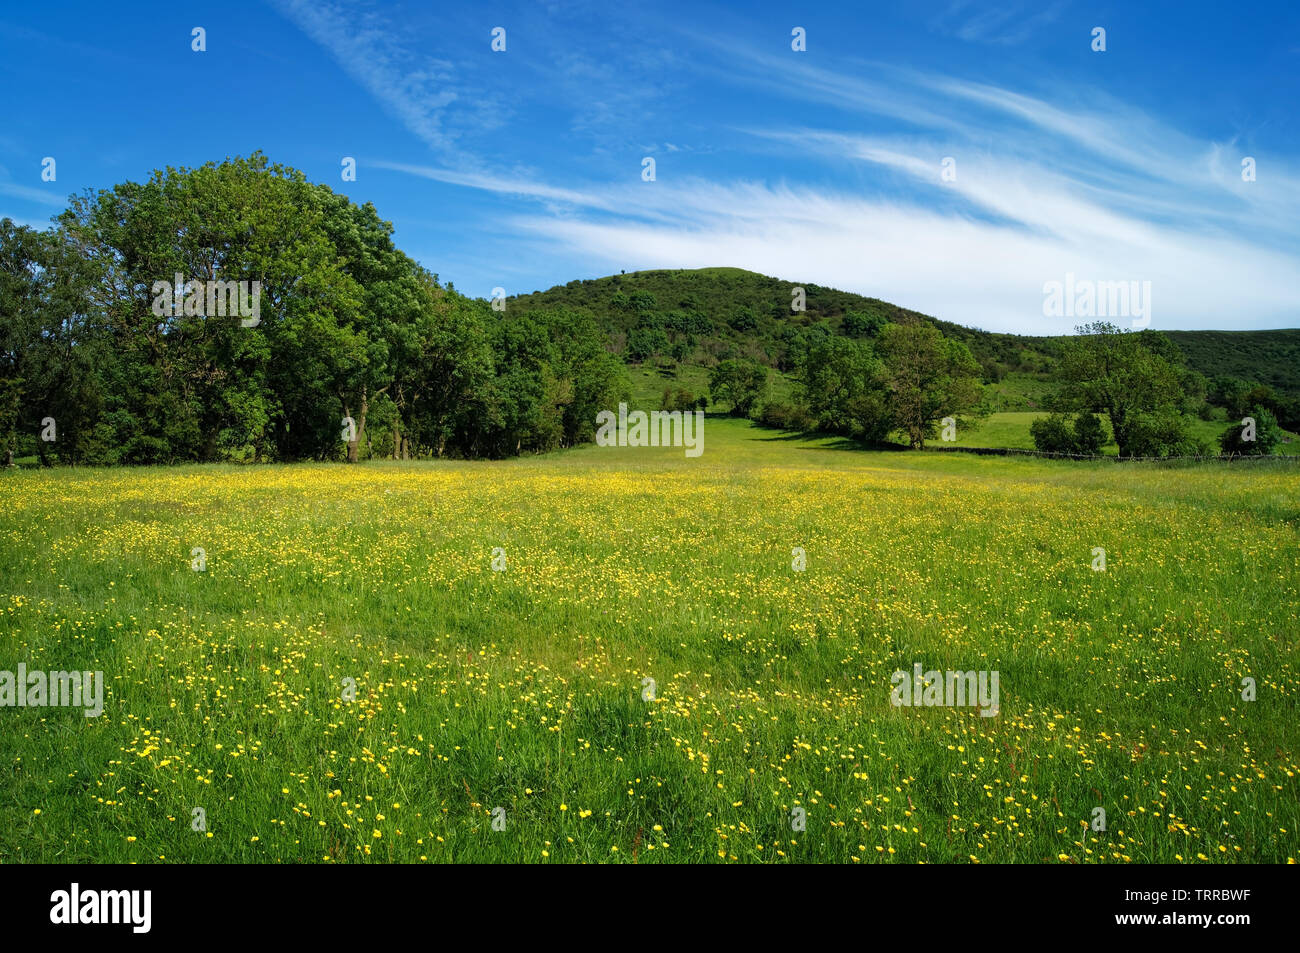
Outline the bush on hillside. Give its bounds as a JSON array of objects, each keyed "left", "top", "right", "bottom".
[
  {"left": 759, "top": 401, "right": 816, "bottom": 432},
  {"left": 1029, "top": 412, "right": 1109, "bottom": 455},
  {"left": 1219, "top": 405, "right": 1282, "bottom": 455}
]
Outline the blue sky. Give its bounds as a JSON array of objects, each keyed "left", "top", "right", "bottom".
[{"left": 2, "top": 0, "right": 1298, "bottom": 334}]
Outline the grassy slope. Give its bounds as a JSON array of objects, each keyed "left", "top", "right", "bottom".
[
  {"left": 1165, "top": 329, "right": 1300, "bottom": 395},
  {"left": 513, "top": 267, "right": 1300, "bottom": 398},
  {"left": 2, "top": 419, "right": 1296, "bottom": 864},
  {"left": 510, "top": 267, "right": 1057, "bottom": 374}
]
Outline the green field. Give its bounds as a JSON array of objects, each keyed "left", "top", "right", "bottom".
[
  {"left": 2, "top": 419, "right": 1297, "bottom": 863},
  {"left": 628, "top": 366, "right": 1300, "bottom": 455},
  {"left": 944, "top": 411, "right": 1300, "bottom": 456}
]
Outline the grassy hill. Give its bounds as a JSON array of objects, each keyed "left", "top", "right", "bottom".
[
  {"left": 1165, "top": 329, "right": 1300, "bottom": 395},
  {"left": 508, "top": 267, "right": 1058, "bottom": 378},
  {"left": 510, "top": 268, "right": 1300, "bottom": 406}
]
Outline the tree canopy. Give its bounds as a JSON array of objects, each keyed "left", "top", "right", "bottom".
[
  {"left": 0, "top": 154, "right": 626, "bottom": 465},
  {"left": 1052, "top": 322, "right": 1202, "bottom": 457}
]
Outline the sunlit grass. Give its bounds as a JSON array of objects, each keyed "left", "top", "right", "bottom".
[{"left": 1, "top": 419, "right": 1296, "bottom": 863}]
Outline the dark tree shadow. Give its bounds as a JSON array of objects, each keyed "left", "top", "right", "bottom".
[{"left": 749, "top": 428, "right": 908, "bottom": 453}]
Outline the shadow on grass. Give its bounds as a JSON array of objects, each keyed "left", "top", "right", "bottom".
[{"left": 749, "top": 427, "right": 909, "bottom": 453}]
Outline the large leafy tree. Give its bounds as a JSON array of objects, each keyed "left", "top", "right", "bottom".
[
  {"left": 1, "top": 219, "right": 108, "bottom": 465},
  {"left": 0, "top": 220, "right": 46, "bottom": 466},
  {"left": 794, "top": 336, "right": 890, "bottom": 442},
  {"left": 1219, "top": 405, "right": 1283, "bottom": 455},
  {"left": 1055, "top": 322, "right": 1198, "bottom": 457},
  {"left": 877, "top": 321, "right": 983, "bottom": 449},
  {"left": 709, "top": 358, "right": 769, "bottom": 418},
  {"left": 1, "top": 155, "right": 621, "bottom": 466},
  {"left": 532, "top": 308, "right": 626, "bottom": 448},
  {"left": 390, "top": 276, "right": 495, "bottom": 459},
  {"left": 56, "top": 153, "right": 364, "bottom": 462}
]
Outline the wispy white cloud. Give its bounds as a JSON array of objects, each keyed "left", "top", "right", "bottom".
[
  {"left": 274, "top": 0, "right": 676, "bottom": 163},
  {"left": 931, "top": 0, "right": 1069, "bottom": 46},
  {"left": 0, "top": 180, "right": 68, "bottom": 207},
  {"left": 309, "top": 8, "right": 1300, "bottom": 333},
  {"left": 379, "top": 119, "right": 1300, "bottom": 333},
  {"left": 515, "top": 184, "right": 1300, "bottom": 335},
  {"left": 370, "top": 160, "right": 626, "bottom": 214},
  {"left": 270, "top": 0, "right": 494, "bottom": 155}
]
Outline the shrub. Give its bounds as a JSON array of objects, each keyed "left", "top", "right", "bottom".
[
  {"left": 1123, "top": 413, "right": 1202, "bottom": 457},
  {"left": 1072, "top": 413, "right": 1108, "bottom": 455},
  {"left": 1029, "top": 414, "right": 1077, "bottom": 453},
  {"left": 659, "top": 388, "right": 697, "bottom": 412},
  {"left": 626, "top": 327, "right": 670, "bottom": 363},
  {"left": 1219, "top": 405, "right": 1282, "bottom": 455},
  {"left": 728, "top": 307, "right": 757, "bottom": 332},
  {"left": 1030, "top": 412, "right": 1109, "bottom": 455},
  {"left": 842, "top": 310, "right": 887, "bottom": 338},
  {"left": 759, "top": 401, "right": 815, "bottom": 432}
]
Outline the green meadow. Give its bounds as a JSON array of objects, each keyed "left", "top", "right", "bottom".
[{"left": 1, "top": 418, "right": 1297, "bottom": 863}]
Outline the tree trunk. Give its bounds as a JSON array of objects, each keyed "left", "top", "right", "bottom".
[
  {"left": 347, "top": 391, "right": 366, "bottom": 464},
  {"left": 343, "top": 400, "right": 358, "bottom": 463},
  {"left": 346, "top": 384, "right": 389, "bottom": 463}
]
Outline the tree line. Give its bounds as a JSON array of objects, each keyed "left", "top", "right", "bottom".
[{"left": 0, "top": 154, "right": 626, "bottom": 465}]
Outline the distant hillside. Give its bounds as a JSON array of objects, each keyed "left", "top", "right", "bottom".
[
  {"left": 509, "top": 267, "right": 1299, "bottom": 396},
  {"left": 1164, "top": 329, "right": 1300, "bottom": 395}
]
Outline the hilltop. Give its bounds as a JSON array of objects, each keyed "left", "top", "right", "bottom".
[{"left": 508, "top": 267, "right": 1300, "bottom": 400}]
